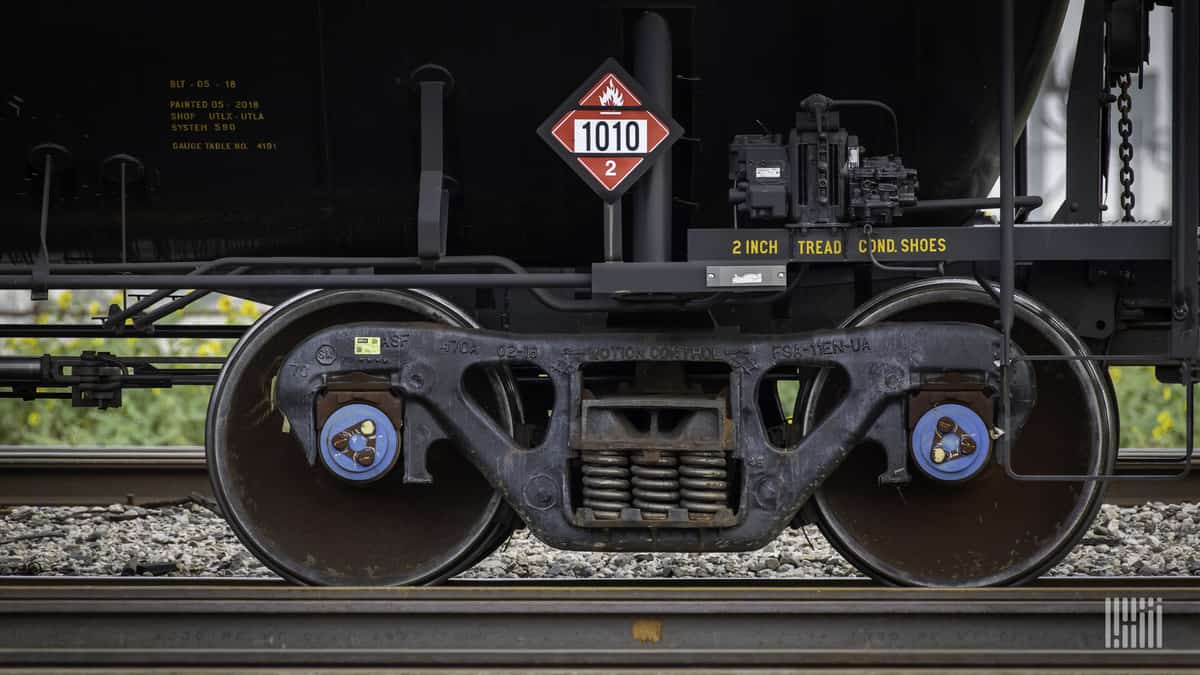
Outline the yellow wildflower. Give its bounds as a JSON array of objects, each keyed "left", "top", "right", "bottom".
[
  {"left": 88, "top": 301, "right": 101, "bottom": 317},
  {"left": 1163, "top": 387, "right": 1173, "bottom": 402},
  {"left": 239, "top": 300, "right": 261, "bottom": 319},
  {"left": 197, "top": 339, "right": 223, "bottom": 357},
  {"left": 55, "top": 290, "right": 72, "bottom": 311},
  {"left": 1152, "top": 410, "right": 1175, "bottom": 440},
  {"left": 216, "top": 296, "right": 233, "bottom": 314},
  {"left": 26, "top": 411, "right": 40, "bottom": 427}
]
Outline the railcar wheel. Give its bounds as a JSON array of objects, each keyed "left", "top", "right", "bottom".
[
  {"left": 207, "top": 289, "right": 520, "bottom": 585},
  {"left": 800, "top": 278, "right": 1116, "bottom": 587}
]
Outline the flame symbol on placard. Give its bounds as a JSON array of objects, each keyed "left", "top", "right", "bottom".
[{"left": 598, "top": 79, "right": 624, "bottom": 107}]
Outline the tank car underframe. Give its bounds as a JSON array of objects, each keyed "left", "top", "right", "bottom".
[{"left": 267, "top": 320, "right": 1032, "bottom": 552}]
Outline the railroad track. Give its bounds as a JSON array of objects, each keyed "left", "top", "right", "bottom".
[
  {"left": 0, "top": 445, "right": 210, "bottom": 506},
  {"left": 0, "top": 578, "right": 1195, "bottom": 669},
  {"left": 0, "top": 445, "right": 1196, "bottom": 506}
]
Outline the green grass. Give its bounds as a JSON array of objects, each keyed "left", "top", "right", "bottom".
[
  {"left": 0, "top": 291, "right": 248, "bottom": 446},
  {"left": 0, "top": 292, "right": 1195, "bottom": 448}
]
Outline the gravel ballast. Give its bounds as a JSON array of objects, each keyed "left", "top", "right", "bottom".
[{"left": 2, "top": 501, "right": 1198, "bottom": 579}]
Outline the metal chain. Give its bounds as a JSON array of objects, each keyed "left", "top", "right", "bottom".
[{"left": 1116, "top": 73, "right": 1136, "bottom": 222}]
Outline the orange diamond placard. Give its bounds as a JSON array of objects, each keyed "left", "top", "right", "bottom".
[{"left": 537, "top": 58, "right": 682, "bottom": 201}]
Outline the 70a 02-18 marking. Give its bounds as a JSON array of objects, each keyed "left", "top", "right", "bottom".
[
  {"left": 440, "top": 338, "right": 478, "bottom": 354},
  {"left": 497, "top": 344, "right": 539, "bottom": 360}
]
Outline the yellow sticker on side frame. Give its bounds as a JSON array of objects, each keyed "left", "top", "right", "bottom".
[{"left": 354, "top": 336, "right": 381, "bottom": 355}]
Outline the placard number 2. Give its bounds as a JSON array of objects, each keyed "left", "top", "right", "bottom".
[{"left": 604, "top": 160, "right": 616, "bottom": 176}]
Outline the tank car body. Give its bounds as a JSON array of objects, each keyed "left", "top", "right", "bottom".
[
  {"left": 4, "top": 1, "right": 1063, "bottom": 265},
  {"left": 1, "top": 0, "right": 1197, "bottom": 587}
]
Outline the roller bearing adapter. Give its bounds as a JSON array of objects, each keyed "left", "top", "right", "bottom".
[
  {"left": 319, "top": 402, "right": 400, "bottom": 483},
  {"left": 910, "top": 403, "right": 990, "bottom": 483}
]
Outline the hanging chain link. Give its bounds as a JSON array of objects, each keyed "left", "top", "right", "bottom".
[{"left": 1116, "top": 73, "right": 1136, "bottom": 222}]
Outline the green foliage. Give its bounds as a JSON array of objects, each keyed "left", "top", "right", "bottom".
[
  {"left": 1109, "top": 366, "right": 1199, "bottom": 448},
  {"left": 0, "top": 291, "right": 254, "bottom": 447}
]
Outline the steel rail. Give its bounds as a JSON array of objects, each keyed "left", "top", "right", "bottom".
[
  {"left": 1, "top": 445, "right": 1198, "bottom": 506},
  {"left": 0, "top": 582, "right": 1195, "bottom": 668},
  {"left": 0, "top": 445, "right": 210, "bottom": 506},
  {"left": 0, "top": 574, "right": 1196, "bottom": 588}
]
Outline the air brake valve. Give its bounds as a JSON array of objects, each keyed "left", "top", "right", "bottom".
[{"left": 729, "top": 94, "right": 917, "bottom": 227}]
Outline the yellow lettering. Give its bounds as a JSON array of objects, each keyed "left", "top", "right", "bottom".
[
  {"left": 858, "top": 236, "right": 949, "bottom": 256},
  {"left": 795, "top": 239, "right": 844, "bottom": 256},
  {"left": 732, "top": 239, "right": 783, "bottom": 256}
]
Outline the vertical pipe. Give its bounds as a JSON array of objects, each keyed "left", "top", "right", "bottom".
[
  {"left": 120, "top": 160, "right": 128, "bottom": 310},
  {"left": 1015, "top": 125, "right": 1028, "bottom": 197},
  {"left": 1171, "top": 0, "right": 1200, "bottom": 359},
  {"left": 119, "top": 161, "right": 127, "bottom": 265},
  {"left": 30, "top": 148, "right": 57, "bottom": 301},
  {"left": 999, "top": 0, "right": 1016, "bottom": 454},
  {"left": 632, "top": 11, "right": 672, "bottom": 262},
  {"left": 39, "top": 153, "right": 53, "bottom": 261},
  {"left": 1000, "top": 0, "right": 1015, "bottom": 344},
  {"left": 603, "top": 201, "right": 623, "bottom": 262}
]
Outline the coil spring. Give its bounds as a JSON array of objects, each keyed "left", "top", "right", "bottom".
[
  {"left": 679, "top": 451, "right": 729, "bottom": 515},
  {"left": 631, "top": 451, "right": 680, "bottom": 518},
  {"left": 580, "top": 449, "right": 631, "bottom": 519}
]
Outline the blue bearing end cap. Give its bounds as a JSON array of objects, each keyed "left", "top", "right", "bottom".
[
  {"left": 318, "top": 403, "right": 400, "bottom": 483},
  {"left": 910, "top": 403, "right": 991, "bottom": 483}
]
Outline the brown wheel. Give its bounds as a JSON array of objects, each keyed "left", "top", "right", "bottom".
[
  {"left": 207, "top": 289, "right": 520, "bottom": 585},
  {"left": 800, "top": 278, "right": 1116, "bottom": 587}
]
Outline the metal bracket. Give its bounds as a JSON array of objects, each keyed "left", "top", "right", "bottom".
[
  {"left": 400, "top": 399, "right": 443, "bottom": 484},
  {"left": 865, "top": 400, "right": 911, "bottom": 485},
  {"left": 1052, "top": 0, "right": 1106, "bottom": 223},
  {"left": 412, "top": 64, "right": 454, "bottom": 266},
  {"left": 27, "top": 143, "right": 71, "bottom": 302}
]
